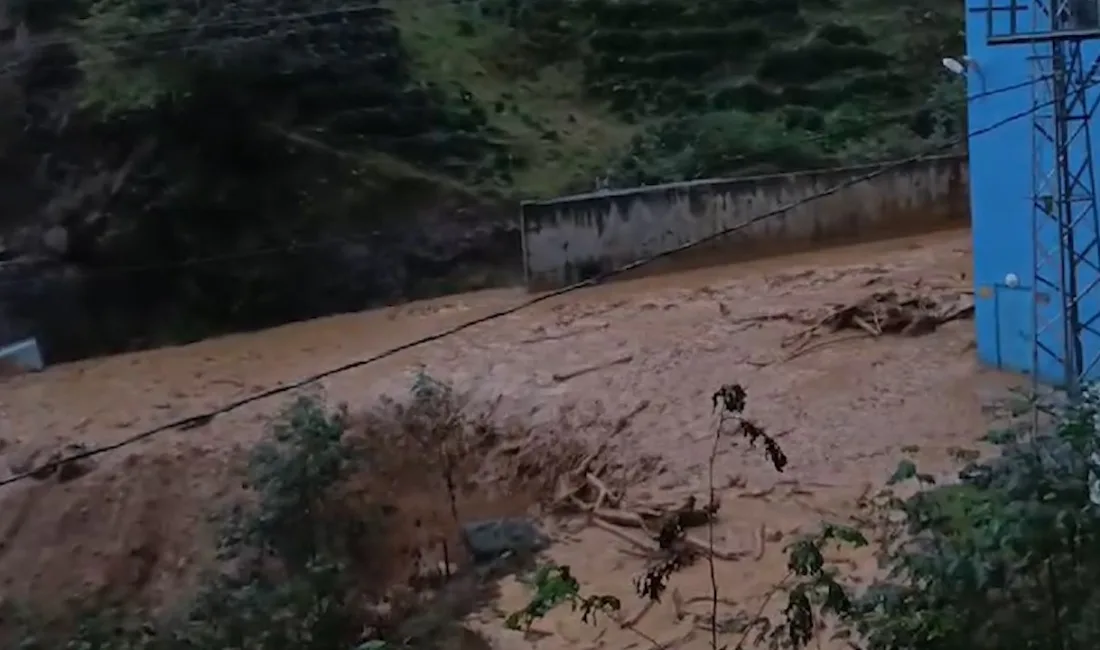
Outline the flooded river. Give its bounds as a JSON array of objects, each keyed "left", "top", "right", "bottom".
[{"left": 0, "top": 227, "right": 1021, "bottom": 650}]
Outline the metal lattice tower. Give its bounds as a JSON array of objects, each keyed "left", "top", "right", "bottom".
[{"left": 979, "top": 0, "right": 1100, "bottom": 397}]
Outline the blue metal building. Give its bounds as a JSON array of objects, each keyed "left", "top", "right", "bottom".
[{"left": 967, "top": 0, "right": 1100, "bottom": 391}]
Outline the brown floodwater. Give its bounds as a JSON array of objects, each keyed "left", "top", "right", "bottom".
[{"left": 0, "top": 227, "right": 1023, "bottom": 650}]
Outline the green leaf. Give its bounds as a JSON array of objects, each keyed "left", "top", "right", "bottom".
[
  {"left": 982, "top": 428, "right": 1019, "bottom": 445},
  {"left": 822, "top": 523, "right": 868, "bottom": 547},
  {"left": 887, "top": 459, "right": 918, "bottom": 485}
]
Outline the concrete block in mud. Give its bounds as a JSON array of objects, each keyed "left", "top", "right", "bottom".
[
  {"left": 0, "top": 337, "right": 43, "bottom": 375},
  {"left": 461, "top": 517, "right": 549, "bottom": 563}
]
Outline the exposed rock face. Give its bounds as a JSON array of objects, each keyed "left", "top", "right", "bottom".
[{"left": 0, "top": 209, "right": 522, "bottom": 363}]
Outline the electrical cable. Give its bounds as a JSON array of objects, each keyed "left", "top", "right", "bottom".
[
  {"left": 683, "top": 76, "right": 1039, "bottom": 168},
  {"left": 0, "top": 77, "right": 1042, "bottom": 287},
  {"left": 0, "top": 21, "right": 383, "bottom": 78},
  {"left": 0, "top": 3, "right": 387, "bottom": 55},
  {"left": 0, "top": 73, "right": 1059, "bottom": 490}
]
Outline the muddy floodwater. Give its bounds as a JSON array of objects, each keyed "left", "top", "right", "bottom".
[{"left": 0, "top": 228, "right": 1021, "bottom": 650}]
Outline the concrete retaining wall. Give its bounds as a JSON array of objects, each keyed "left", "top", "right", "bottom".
[{"left": 520, "top": 154, "right": 969, "bottom": 289}]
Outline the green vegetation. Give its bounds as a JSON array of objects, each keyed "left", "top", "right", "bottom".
[
  {"left": 818, "top": 392, "right": 1100, "bottom": 650},
  {"left": 2, "top": 379, "right": 519, "bottom": 650},
  {"left": 0, "top": 0, "right": 965, "bottom": 356},
  {"left": 7, "top": 394, "right": 378, "bottom": 650},
  {"left": 5, "top": 0, "right": 965, "bottom": 212},
  {"left": 387, "top": 0, "right": 966, "bottom": 190},
  {"left": 500, "top": 388, "right": 1100, "bottom": 650},
  {"left": 15, "top": 377, "right": 1100, "bottom": 650}
]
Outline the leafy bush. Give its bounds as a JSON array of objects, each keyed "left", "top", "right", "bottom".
[
  {"left": 9, "top": 372, "right": 607, "bottom": 650},
  {"left": 168, "top": 394, "right": 373, "bottom": 650},
  {"left": 610, "top": 110, "right": 830, "bottom": 185},
  {"left": 9, "top": 394, "right": 376, "bottom": 650},
  {"left": 7, "top": 390, "right": 445, "bottom": 650},
  {"left": 491, "top": 385, "right": 1100, "bottom": 650},
  {"left": 752, "top": 387, "right": 1100, "bottom": 650}
]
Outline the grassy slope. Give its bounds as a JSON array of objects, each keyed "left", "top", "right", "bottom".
[
  {"left": 389, "top": 0, "right": 962, "bottom": 200},
  {"left": 391, "top": 0, "right": 638, "bottom": 198}
]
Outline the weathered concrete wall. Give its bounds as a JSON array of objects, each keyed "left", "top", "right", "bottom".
[{"left": 520, "top": 154, "right": 969, "bottom": 289}]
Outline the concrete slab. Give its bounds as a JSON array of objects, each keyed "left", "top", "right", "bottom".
[{"left": 0, "top": 337, "right": 43, "bottom": 373}]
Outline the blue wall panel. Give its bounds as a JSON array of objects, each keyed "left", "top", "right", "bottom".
[{"left": 966, "top": 0, "right": 1100, "bottom": 385}]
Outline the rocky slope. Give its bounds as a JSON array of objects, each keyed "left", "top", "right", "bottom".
[{"left": 0, "top": 0, "right": 962, "bottom": 361}]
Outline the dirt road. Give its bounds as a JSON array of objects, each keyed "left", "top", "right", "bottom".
[{"left": 0, "top": 228, "right": 1020, "bottom": 648}]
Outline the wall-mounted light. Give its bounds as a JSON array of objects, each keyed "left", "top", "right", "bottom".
[
  {"left": 942, "top": 55, "right": 980, "bottom": 76},
  {"left": 942, "top": 57, "right": 966, "bottom": 76},
  {"left": 942, "top": 55, "right": 986, "bottom": 93}
]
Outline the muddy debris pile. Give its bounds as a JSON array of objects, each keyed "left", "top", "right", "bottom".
[
  {"left": 783, "top": 288, "right": 974, "bottom": 356},
  {"left": 4, "top": 440, "right": 96, "bottom": 483}
]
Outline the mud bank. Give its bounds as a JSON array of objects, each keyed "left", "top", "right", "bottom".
[{"left": 0, "top": 209, "right": 521, "bottom": 363}]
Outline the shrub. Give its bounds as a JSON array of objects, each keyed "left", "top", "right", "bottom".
[
  {"left": 164, "top": 394, "right": 372, "bottom": 650},
  {"left": 761, "top": 387, "right": 1100, "bottom": 650},
  {"left": 6, "top": 380, "right": 494, "bottom": 650},
  {"left": 493, "top": 385, "right": 1100, "bottom": 650}
]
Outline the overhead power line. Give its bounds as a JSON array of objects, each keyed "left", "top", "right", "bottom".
[
  {"left": 3, "top": 4, "right": 386, "bottom": 51},
  {"left": 0, "top": 74, "right": 1057, "bottom": 490},
  {"left": 0, "top": 21, "right": 380, "bottom": 78}
]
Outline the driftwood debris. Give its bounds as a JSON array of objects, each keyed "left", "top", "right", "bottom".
[
  {"left": 556, "top": 476, "right": 750, "bottom": 624},
  {"left": 555, "top": 442, "right": 752, "bottom": 555},
  {"left": 552, "top": 450, "right": 759, "bottom": 628},
  {"left": 781, "top": 289, "right": 975, "bottom": 357},
  {"left": 552, "top": 353, "right": 634, "bottom": 383}
]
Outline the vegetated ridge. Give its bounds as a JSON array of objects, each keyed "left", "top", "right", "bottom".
[{"left": 0, "top": 0, "right": 962, "bottom": 359}]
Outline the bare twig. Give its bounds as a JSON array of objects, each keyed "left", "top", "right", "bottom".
[
  {"left": 733, "top": 574, "right": 793, "bottom": 650},
  {"left": 851, "top": 315, "right": 881, "bottom": 336},
  {"left": 587, "top": 473, "right": 620, "bottom": 508},
  {"left": 591, "top": 518, "right": 660, "bottom": 552},
  {"left": 552, "top": 353, "right": 634, "bottom": 382},
  {"left": 682, "top": 534, "right": 748, "bottom": 561},
  {"left": 520, "top": 322, "right": 610, "bottom": 344},
  {"left": 614, "top": 399, "right": 652, "bottom": 434},
  {"left": 777, "top": 331, "right": 871, "bottom": 364},
  {"left": 780, "top": 288, "right": 975, "bottom": 359},
  {"left": 707, "top": 404, "right": 725, "bottom": 649},
  {"left": 754, "top": 524, "right": 767, "bottom": 561},
  {"left": 618, "top": 598, "right": 656, "bottom": 628},
  {"left": 593, "top": 508, "right": 647, "bottom": 528}
]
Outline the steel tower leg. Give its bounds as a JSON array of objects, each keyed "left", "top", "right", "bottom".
[{"left": 1030, "top": 40, "right": 1100, "bottom": 397}]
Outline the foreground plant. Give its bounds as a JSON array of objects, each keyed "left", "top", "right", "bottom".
[
  {"left": 8, "top": 377, "right": 508, "bottom": 650},
  {"left": 751, "top": 386, "right": 1100, "bottom": 650},
  {"left": 505, "top": 563, "right": 621, "bottom": 632}
]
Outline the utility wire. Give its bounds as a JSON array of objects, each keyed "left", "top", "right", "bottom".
[
  {"left": 0, "top": 3, "right": 386, "bottom": 53},
  {"left": 0, "top": 75, "right": 1055, "bottom": 490},
  {"left": 697, "top": 76, "right": 1037, "bottom": 168},
  {"left": 0, "top": 21, "right": 382, "bottom": 78},
  {"left": 0, "top": 77, "right": 1040, "bottom": 288}
]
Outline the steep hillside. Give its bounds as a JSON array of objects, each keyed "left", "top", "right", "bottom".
[
  {"left": 391, "top": 0, "right": 965, "bottom": 194},
  {"left": 0, "top": 0, "right": 964, "bottom": 359}
]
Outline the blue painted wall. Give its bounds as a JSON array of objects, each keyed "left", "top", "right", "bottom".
[{"left": 966, "top": 1, "right": 1100, "bottom": 385}]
